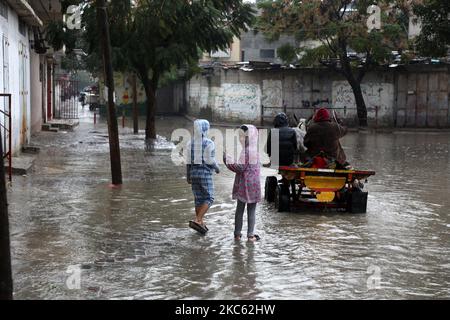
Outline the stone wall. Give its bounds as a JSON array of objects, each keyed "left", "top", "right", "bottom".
[{"left": 186, "top": 65, "right": 450, "bottom": 128}]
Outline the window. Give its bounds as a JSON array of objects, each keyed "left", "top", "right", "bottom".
[
  {"left": 0, "top": 0, "right": 7, "bottom": 20},
  {"left": 19, "top": 18, "right": 27, "bottom": 36},
  {"left": 260, "top": 49, "right": 275, "bottom": 59}
]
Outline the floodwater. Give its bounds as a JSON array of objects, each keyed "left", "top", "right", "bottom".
[{"left": 7, "top": 108, "right": 450, "bottom": 299}]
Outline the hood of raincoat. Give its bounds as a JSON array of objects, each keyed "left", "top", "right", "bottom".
[
  {"left": 190, "top": 119, "right": 210, "bottom": 164},
  {"left": 194, "top": 119, "right": 210, "bottom": 135},
  {"left": 273, "top": 113, "right": 289, "bottom": 128},
  {"left": 239, "top": 124, "right": 259, "bottom": 165},
  {"left": 313, "top": 108, "right": 331, "bottom": 122}
]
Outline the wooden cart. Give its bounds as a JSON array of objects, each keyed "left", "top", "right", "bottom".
[{"left": 264, "top": 166, "right": 376, "bottom": 213}]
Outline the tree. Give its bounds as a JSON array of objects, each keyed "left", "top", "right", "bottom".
[
  {"left": 257, "top": 0, "right": 409, "bottom": 127},
  {"left": 277, "top": 43, "right": 298, "bottom": 65},
  {"left": 413, "top": 0, "right": 450, "bottom": 57},
  {"left": 58, "top": 0, "right": 254, "bottom": 141}
]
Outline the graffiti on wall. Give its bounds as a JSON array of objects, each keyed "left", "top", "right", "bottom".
[
  {"left": 222, "top": 83, "right": 261, "bottom": 121},
  {"left": 334, "top": 84, "right": 355, "bottom": 106},
  {"left": 262, "top": 80, "right": 282, "bottom": 117},
  {"left": 332, "top": 81, "right": 394, "bottom": 116}
]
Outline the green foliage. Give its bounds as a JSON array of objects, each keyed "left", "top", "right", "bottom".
[
  {"left": 60, "top": 52, "right": 83, "bottom": 71},
  {"left": 45, "top": 20, "right": 77, "bottom": 53},
  {"left": 52, "top": 0, "right": 255, "bottom": 81},
  {"left": 78, "top": 0, "right": 254, "bottom": 86},
  {"left": 413, "top": 0, "right": 450, "bottom": 57},
  {"left": 277, "top": 43, "right": 298, "bottom": 65},
  {"left": 159, "top": 63, "right": 201, "bottom": 88},
  {"left": 297, "top": 45, "right": 335, "bottom": 67},
  {"left": 53, "top": 0, "right": 254, "bottom": 137},
  {"left": 45, "top": 20, "right": 65, "bottom": 51},
  {"left": 257, "top": 0, "right": 410, "bottom": 73},
  {"left": 257, "top": 0, "right": 412, "bottom": 127}
]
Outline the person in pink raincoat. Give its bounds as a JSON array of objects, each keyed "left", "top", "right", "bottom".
[{"left": 223, "top": 125, "right": 261, "bottom": 242}]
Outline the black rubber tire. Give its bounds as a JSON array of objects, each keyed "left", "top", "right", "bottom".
[
  {"left": 275, "top": 184, "right": 291, "bottom": 212},
  {"left": 264, "top": 176, "right": 278, "bottom": 202},
  {"left": 347, "top": 190, "right": 368, "bottom": 214}
]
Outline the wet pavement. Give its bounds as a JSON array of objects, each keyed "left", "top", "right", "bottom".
[{"left": 7, "top": 107, "right": 450, "bottom": 299}]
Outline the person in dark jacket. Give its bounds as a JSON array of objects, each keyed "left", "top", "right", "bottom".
[
  {"left": 304, "top": 108, "right": 348, "bottom": 166},
  {"left": 266, "top": 113, "right": 298, "bottom": 166}
]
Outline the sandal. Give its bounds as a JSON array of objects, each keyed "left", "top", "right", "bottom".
[
  {"left": 189, "top": 220, "right": 208, "bottom": 235},
  {"left": 247, "top": 235, "right": 260, "bottom": 242}
]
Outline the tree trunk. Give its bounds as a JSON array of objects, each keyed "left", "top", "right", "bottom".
[
  {"left": 0, "top": 129, "right": 13, "bottom": 300},
  {"left": 337, "top": 37, "right": 369, "bottom": 128},
  {"left": 97, "top": 0, "right": 123, "bottom": 185},
  {"left": 348, "top": 78, "right": 368, "bottom": 127},
  {"left": 141, "top": 76, "right": 157, "bottom": 141}
]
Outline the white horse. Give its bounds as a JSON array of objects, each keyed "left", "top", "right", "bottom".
[{"left": 292, "top": 118, "right": 307, "bottom": 163}]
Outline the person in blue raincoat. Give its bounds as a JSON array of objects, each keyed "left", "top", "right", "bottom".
[{"left": 186, "top": 119, "right": 220, "bottom": 233}]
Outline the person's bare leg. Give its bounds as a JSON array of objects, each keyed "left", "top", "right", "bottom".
[
  {"left": 194, "top": 206, "right": 201, "bottom": 223},
  {"left": 196, "top": 203, "right": 209, "bottom": 226}
]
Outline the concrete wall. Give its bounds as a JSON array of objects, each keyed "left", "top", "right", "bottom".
[
  {"left": 395, "top": 66, "right": 450, "bottom": 127},
  {"left": 331, "top": 71, "right": 395, "bottom": 127},
  {"left": 186, "top": 66, "right": 450, "bottom": 128},
  {"left": 187, "top": 69, "right": 263, "bottom": 122}
]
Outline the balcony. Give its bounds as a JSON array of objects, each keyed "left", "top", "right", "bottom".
[
  {"left": 23, "top": 0, "right": 62, "bottom": 24},
  {"left": 5, "top": 0, "right": 42, "bottom": 26}
]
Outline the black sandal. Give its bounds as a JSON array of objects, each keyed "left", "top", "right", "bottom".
[
  {"left": 248, "top": 234, "right": 260, "bottom": 241},
  {"left": 189, "top": 220, "right": 208, "bottom": 235}
]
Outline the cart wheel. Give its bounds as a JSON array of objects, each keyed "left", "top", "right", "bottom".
[
  {"left": 275, "top": 184, "right": 290, "bottom": 212},
  {"left": 347, "top": 190, "right": 368, "bottom": 213},
  {"left": 264, "top": 176, "right": 278, "bottom": 202}
]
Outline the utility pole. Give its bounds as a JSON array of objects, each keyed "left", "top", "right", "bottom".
[
  {"left": 0, "top": 129, "right": 13, "bottom": 300},
  {"left": 96, "top": 0, "right": 122, "bottom": 185},
  {"left": 132, "top": 74, "right": 139, "bottom": 134}
]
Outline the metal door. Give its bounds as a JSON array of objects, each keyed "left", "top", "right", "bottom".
[{"left": 54, "top": 78, "right": 79, "bottom": 119}]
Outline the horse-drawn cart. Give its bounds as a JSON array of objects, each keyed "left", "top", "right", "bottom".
[{"left": 264, "top": 166, "right": 376, "bottom": 213}]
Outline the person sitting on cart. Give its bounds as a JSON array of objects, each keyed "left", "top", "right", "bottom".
[
  {"left": 303, "top": 108, "right": 348, "bottom": 168},
  {"left": 266, "top": 112, "right": 298, "bottom": 167},
  {"left": 266, "top": 113, "right": 299, "bottom": 200}
]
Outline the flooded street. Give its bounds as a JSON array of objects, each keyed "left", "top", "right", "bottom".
[{"left": 7, "top": 109, "right": 450, "bottom": 300}]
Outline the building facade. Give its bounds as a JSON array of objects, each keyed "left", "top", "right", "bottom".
[
  {"left": 0, "top": 0, "right": 62, "bottom": 155},
  {"left": 199, "top": 31, "right": 301, "bottom": 65}
]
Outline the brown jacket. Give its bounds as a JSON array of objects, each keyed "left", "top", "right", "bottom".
[{"left": 304, "top": 121, "right": 348, "bottom": 164}]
